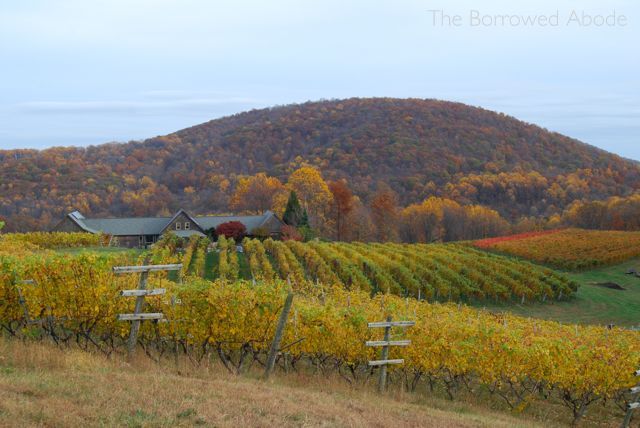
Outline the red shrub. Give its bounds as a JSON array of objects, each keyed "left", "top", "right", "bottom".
[
  {"left": 281, "top": 225, "right": 303, "bottom": 241},
  {"left": 215, "top": 221, "right": 247, "bottom": 240}
]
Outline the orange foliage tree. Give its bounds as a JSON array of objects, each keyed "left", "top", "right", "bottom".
[
  {"left": 328, "top": 180, "right": 355, "bottom": 241},
  {"left": 370, "top": 184, "right": 399, "bottom": 242},
  {"left": 230, "top": 173, "right": 286, "bottom": 214}
]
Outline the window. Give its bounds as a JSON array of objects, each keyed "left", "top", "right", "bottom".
[
  {"left": 175, "top": 222, "right": 181, "bottom": 230},
  {"left": 185, "top": 222, "right": 191, "bottom": 230}
]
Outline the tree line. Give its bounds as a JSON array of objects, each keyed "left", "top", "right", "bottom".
[{"left": 229, "top": 165, "right": 640, "bottom": 243}]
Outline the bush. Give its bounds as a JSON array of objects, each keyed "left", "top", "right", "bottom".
[
  {"left": 215, "top": 221, "right": 247, "bottom": 240},
  {"left": 204, "top": 227, "right": 218, "bottom": 240},
  {"left": 251, "top": 227, "right": 270, "bottom": 240},
  {"left": 154, "top": 232, "right": 183, "bottom": 253},
  {"left": 281, "top": 225, "right": 303, "bottom": 241},
  {"left": 0, "top": 232, "right": 103, "bottom": 249},
  {"left": 298, "top": 225, "right": 316, "bottom": 242}
]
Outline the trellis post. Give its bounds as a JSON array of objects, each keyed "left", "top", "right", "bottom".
[
  {"left": 622, "top": 369, "right": 640, "bottom": 427},
  {"left": 113, "top": 263, "right": 181, "bottom": 359},
  {"left": 15, "top": 279, "right": 35, "bottom": 324},
  {"left": 367, "top": 316, "right": 414, "bottom": 393},
  {"left": 264, "top": 291, "right": 294, "bottom": 379}
]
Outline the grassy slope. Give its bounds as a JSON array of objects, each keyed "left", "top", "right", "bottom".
[
  {"left": 0, "top": 339, "right": 543, "bottom": 428},
  {"left": 480, "top": 259, "right": 640, "bottom": 326}
]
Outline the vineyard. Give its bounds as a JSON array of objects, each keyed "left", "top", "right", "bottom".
[
  {"left": 3, "top": 233, "right": 640, "bottom": 424},
  {"left": 0, "top": 245, "right": 638, "bottom": 425},
  {"left": 475, "top": 229, "right": 640, "bottom": 270},
  {"left": 174, "top": 237, "right": 578, "bottom": 303}
]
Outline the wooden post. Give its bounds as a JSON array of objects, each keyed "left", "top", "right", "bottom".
[
  {"left": 16, "top": 286, "right": 31, "bottom": 324},
  {"left": 622, "top": 404, "right": 638, "bottom": 428},
  {"left": 264, "top": 291, "right": 294, "bottom": 379},
  {"left": 622, "top": 371, "right": 640, "bottom": 428},
  {"left": 378, "top": 316, "right": 392, "bottom": 393},
  {"left": 367, "top": 318, "right": 414, "bottom": 393},
  {"left": 114, "top": 264, "right": 180, "bottom": 361},
  {"left": 127, "top": 270, "right": 149, "bottom": 358}
]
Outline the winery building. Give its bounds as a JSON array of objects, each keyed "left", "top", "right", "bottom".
[{"left": 53, "top": 209, "right": 284, "bottom": 248}]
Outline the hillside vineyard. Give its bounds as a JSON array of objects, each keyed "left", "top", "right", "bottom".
[
  {"left": 170, "top": 235, "right": 578, "bottom": 303},
  {"left": 0, "top": 236, "right": 636, "bottom": 426}
]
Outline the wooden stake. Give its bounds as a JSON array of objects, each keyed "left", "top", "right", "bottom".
[
  {"left": 378, "top": 315, "right": 392, "bottom": 393},
  {"left": 15, "top": 286, "right": 32, "bottom": 324},
  {"left": 127, "top": 270, "right": 149, "bottom": 359},
  {"left": 264, "top": 291, "right": 294, "bottom": 380}
]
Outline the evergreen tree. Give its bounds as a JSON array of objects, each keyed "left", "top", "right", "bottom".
[
  {"left": 283, "top": 191, "right": 304, "bottom": 226},
  {"left": 300, "top": 209, "right": 309, "bottom": 227}
]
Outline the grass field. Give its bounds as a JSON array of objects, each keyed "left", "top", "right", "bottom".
[
  {"left": 481, "top": 259, "right": 640, "bottom": 326},
  {"left": 54, "top": 246, "right": 143, "bottom": 256},
  {"left": 0, "top": 339, "right": 545, "bottom": 428}
]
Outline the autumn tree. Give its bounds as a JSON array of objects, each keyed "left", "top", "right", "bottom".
[
  {"left": 230, "top": 173, "right": 286, "bottom": 213},
  {"left": 345, "top": 199, "right": 375, "bottom": 242},
  {"left": 370, "top": 184, "right": 399, "bottom": 242},
  {"left": 286, "top": 166, "right": 333, "bottom": 232},
  {"left": 328, "top": 180, "right": 355, "bottom": 241},
  {"left": 561, "top": 193, "right": 640, "bottom": 231},
  {"left": 462, "top": 205, "right": 510, "bottom": 239},
  {"left": 121, "top": 176, "right": 175, "bottom": 216},
  {"left": 400, "top": 201, "right": 441, "bottom": 243},
  {"left": 400, "top": 197, "right": 509, "bottom": 242}
]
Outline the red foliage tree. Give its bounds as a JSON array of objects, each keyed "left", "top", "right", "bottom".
[{"left": 215, "top": 221, "right": 247, "bottom": 240}]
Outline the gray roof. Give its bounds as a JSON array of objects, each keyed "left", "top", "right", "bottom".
[
  {"left": 67, "top": 210, "right": 281, "bottom": 236},
  {"left": 79, "top": 217, "right": 171, "bottom": 235},
  {"left": 196, "top": 213, "right": 273, "bottom": 231}
]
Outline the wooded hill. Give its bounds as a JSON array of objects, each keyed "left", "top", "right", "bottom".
[{"left": 1, "top": 98, "right": 638, "bottom": 231}]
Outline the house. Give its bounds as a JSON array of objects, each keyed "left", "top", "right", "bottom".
[{"left": 53, "top": 209, "right": 284, "bottom": 248}]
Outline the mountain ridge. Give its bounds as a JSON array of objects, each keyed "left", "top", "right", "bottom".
[{"left": 1, "top": 97, "right": 638, "bottom": 231}]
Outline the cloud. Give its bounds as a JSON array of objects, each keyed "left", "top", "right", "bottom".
[{"left": 19, "top": 96, "right": 262, "bottom": 114}]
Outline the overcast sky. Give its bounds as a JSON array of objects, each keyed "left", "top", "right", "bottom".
[{"left": 0, "top": 0, "right": 638, "bottom": 160}]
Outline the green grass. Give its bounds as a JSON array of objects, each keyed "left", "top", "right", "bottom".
[
  {"left": 54, "top": 246, "right": 142, "bottom": 256},
  {"left": 237, "top": 252, "right": 252, "bottom": 280},
  {"left": 480, "top": 259, "right": 640, "bottom": 326},
  {"left": 202, "top": 251, "right": 251, "bottom": 281},
  {"left": 204, "top": 251, "right": 218, "bottom": 281}
]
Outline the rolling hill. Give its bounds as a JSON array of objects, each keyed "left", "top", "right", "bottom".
[{"left": 1, "top": 98, "right": 638, "bottom": 231}]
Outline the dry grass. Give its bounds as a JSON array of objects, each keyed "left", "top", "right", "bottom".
[{"left": 0, "top": 339, "right": 547, "bottom": 428}]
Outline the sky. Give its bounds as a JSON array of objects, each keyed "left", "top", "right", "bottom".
[{"left": 0, "top": 0, "right": 638, "bottom": 159}]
